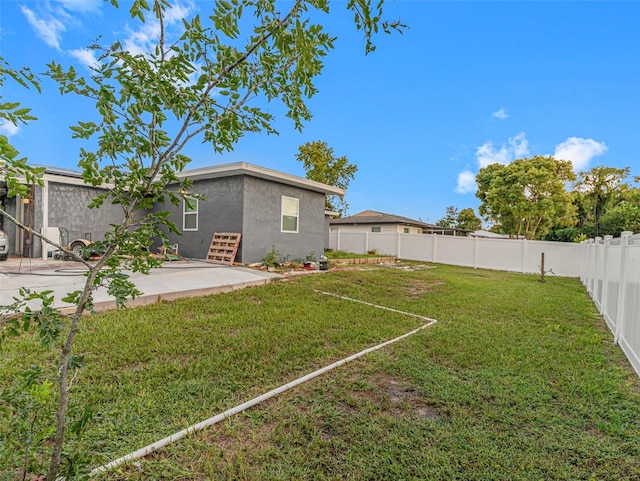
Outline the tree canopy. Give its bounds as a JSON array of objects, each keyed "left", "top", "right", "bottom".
[
  {"left": 295, "top": 140, "right": 357, "bottom": 216},
  {"left": 476, "top": 156, "right": 576, "bottom": 240}
]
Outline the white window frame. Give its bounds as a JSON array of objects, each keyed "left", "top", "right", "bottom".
[
  {"left": 183, "top": 197, "right": 198, "bottom": 231},
  {"left": 281, "top": 195, "right": 299, "bottom": 233}
]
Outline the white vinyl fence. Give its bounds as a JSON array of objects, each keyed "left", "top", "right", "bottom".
[
  {"left": 329, "top": 229, "right": 640, "bottom": 378},
  {"left": 580, "top": 232, "right": 640, "bottom": 377},
  {"left": 329, "top": 231, "right": 581, "bottom": 277}
]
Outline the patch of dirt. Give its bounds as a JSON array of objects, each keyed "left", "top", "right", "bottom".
[
  {"left": 346, "top": 371, "right": 444, "bottom": 420},
  {"left": 401, "top": 280, "right": 445, "bottom": 299}
]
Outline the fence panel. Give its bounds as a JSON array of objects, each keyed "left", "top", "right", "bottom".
[
  {"left": 602, "top": 242, "right": 621, "bottom": 331},
  {"left": 397, "top": 233, "right": 434, "bottom": 262},
  {"left": 435, "top": 236, "right": 475, "bottom": 266},
  {"left": 369, "top": 233, "right": 399, "bottom": 257},
  {"left": 523, "top": 240, "right": 583, "bottom": 279},
  {"left": 476, "top": 238, "right": 524, "bottom": 272},
  {"left": 618, "top": 238, "right": 640, "bottom": 375}
]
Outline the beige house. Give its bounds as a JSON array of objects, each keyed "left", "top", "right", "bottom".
[{"left": 330, "top": 210, "right": 465, "bottom": 236}]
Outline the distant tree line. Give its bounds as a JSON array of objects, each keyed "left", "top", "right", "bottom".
[{"left": 472, "top": 156, "right": 639, "bottom": 241}]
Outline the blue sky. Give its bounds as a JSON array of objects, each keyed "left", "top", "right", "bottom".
[{"left": 1, "top": 1, "right": 638, "bottom": 224}]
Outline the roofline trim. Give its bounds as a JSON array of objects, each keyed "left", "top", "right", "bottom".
[{"left": 176, "top": 162, "right": 345, "bottom": 196}]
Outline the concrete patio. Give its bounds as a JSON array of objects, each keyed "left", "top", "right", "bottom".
[{"left": 0, "top": 257, "right": 282, "bottom": 314}]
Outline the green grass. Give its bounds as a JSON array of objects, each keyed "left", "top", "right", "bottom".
[{"left": 2, "top": 263, "right": 640, "bottom": 480}]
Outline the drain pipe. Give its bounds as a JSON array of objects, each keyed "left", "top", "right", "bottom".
[{"left": 91, "top": 293, "right": 437, "bottom": 476}]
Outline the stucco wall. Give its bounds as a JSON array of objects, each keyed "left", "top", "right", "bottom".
[
  {"left": 241, "top": 176, "right": 326, "bottom": 264},
  {"left": 45, "top": 182, "right": 125, "bottom": 256},
  {"left": 155, "top": 176, "right": 245, "bottom": 260}
]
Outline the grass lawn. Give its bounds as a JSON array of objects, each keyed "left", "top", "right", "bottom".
[{"left": 2, "top": 262, "right": 640, "bottom": 480}]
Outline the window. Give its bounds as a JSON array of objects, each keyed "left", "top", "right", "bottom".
[
  {"left": 371, "top": 226, "right": 381, "bottom": 233},
  {"left": 281, "top": 196, "right": 299, "bottom": 233},
  {"left": 183, "top": 197, "right": 198, "bottom": 231},
  {"left": 404, "top": 227, "right": 410, "bottom": 234}
]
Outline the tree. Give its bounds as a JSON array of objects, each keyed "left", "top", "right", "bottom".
[
  {"left": 295, "top": 140, "right": 357, "bottom": 216},
  {"left": 599, "top": 187, "right": 640, "bottom": 235},
  {"left": 456, "top": 207, "right": 482, "bottom": 231},
  {"left": 476, "top": 156, "right": 576, "bottom": 240},
  {"left": 0, "top": 1, "right": 402, "bottom": 479},
  {"left": 436, "top": 205, "right": 458, "bottom": 228},
  {"left": 573, "top": 165, "right": 633, "bottom": 236},
  {"left": 435, "top": 205, "right": 481, "bottom": 231}
]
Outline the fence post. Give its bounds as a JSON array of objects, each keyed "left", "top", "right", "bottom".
[
  {"left": 365, "top": 231, "right": 369, "bottom": 254},
  {"left": 473, "top": 235, "right": 478, "bottom": 269},
  {"left": 586, "top": 239, "right": 595, "bottom": 294},
  {"left": 594, "top": 236, "right": 603, "bottom": 305},
  {"left": 614, "top": 231, "right": 633, "bottom": 344},
  {"left": 579, "top": 240, "right": 587, "bottom": 283},
  {"left": 600, "top": 235, "right": 613, "bottom": 316},
  {"left": 521, "top": 238, "right": 527, "bottom": 273},
  {"left": 432, "top": 233, "right": 438, "bottom": 263},
  {"left": 397, "top": 231, "right": 402, "bottom": 259}
]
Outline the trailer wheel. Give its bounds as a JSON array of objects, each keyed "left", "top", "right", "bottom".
[{"left": 70, "top": 241, "right": 88, "bottom": 260}]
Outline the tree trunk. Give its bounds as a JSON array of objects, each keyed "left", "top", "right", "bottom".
[{"left": 46, "top": 267, "right": 99, "bottom": 481}]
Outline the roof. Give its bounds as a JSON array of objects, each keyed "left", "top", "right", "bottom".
[
  {"left": 469, "top": 230, "right": 510, "bottom": 239},
  {"left": 330, "top": 210, "right": 437, "bottom": 228},
  {"left": 11, "top": 163, "right": 344, "bottom": 196},
  {"left": 177, "top": 162, "right": 345, "bottom": 196}
]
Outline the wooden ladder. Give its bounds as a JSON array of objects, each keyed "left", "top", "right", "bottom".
[{"left": 206, "top": 232, "right": 242, "bottom": 265}]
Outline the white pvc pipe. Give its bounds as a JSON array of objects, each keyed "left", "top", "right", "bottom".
[{"left": 90, "top": 292, "right": 437, "bottom": 476}]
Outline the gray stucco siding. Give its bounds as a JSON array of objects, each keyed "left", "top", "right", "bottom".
[
  {"left": 46, "top": 182, "right": 124, "bottom": 251},
  {"left": 155, "top": 177, "right": 245, "bottom": 260},
  {"left": 241, "top": 176, "right": 326, "bottom": 264}
]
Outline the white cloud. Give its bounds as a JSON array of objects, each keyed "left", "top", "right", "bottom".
[
  {"left": 510, "top": 132, "right": 529, "bottom": 158},
  {"left": 476, "top": 132, "right": 529, "bottom": 168},
  {"left": 0, "top": 119, "right": 20, "bottom": 137},
  {"left": 69, "top": 48, "right": 99, "bottom": 69},
  {"left": 476, "top": 141, "right": 510, "bottom": 168},
  {"left": 553, "top": 137, "right": 608, "bottom": 171},
  {"left": 492, "top": 108, "right": 508, "bottom": 120},
  {"left": 20, "top": 5, "right": 66, "bottom": 50},
  {"left": 455, "top": 170, "right": 476, "bottom": 194}
]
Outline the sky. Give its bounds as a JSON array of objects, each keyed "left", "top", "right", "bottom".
[{"left": 1, "top": 0, "right": 639, "bottom": 224}]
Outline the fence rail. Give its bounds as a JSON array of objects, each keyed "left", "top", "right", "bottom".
[{"left": 329, "top": 230, "right": 640, "bottom": 377}]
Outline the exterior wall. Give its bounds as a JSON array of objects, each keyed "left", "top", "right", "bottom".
[
  {"left": 241, "top": 176, "right": 326, "bottom": 264},
  {"left": 395, "top": 225, "right": 423, "bottom": 234},
  {"left": 155, "top": 176, "right": 245, "bottom": 260},
  {"left": 45, "top": 182, "right": 124, "bottom": 257},
  {"left": 330, "top": 224, "right": 422, "bottom": 235}
]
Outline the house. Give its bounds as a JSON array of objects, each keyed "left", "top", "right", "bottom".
[
  {"left": 330, "top": 210, "right": 466, "bottom": 236},
  {"left": 156, "top": 163, "right": 343, "bottom": 263},
  {"left": 0, "top": 162, "right": 343, "bottom": 264}
]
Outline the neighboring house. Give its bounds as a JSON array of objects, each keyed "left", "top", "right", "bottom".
[
  {"left": 330, "top": 210, "right": 466, "bottom": 236},
  {"left": 0, "top": 162, "right": 344, "bottom": 264}
]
